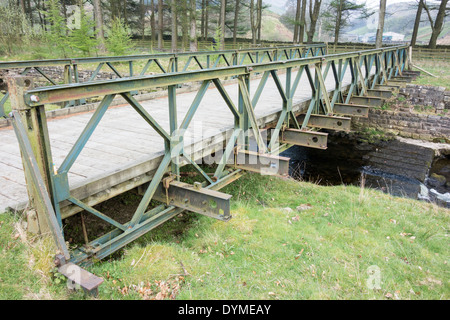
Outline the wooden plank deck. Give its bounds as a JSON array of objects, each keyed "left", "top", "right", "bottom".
[{"left": 0, "top": 67, "right": 359, "bottom": 213}]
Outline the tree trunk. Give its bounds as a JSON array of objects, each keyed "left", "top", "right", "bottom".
[
  {"left": 427, "top": 0, "right": 448, "bottom": 49},
  {"left": 250, "top": 0, "right": 257, "bottom": 45},
  {"left": 171, "top": 0, "right": 178, "bottom": 52},
  {"left": 181, "top": 0, "right": 189, "bottom": 51},
  {"left": 410, "top": 0, "right": 423, "bottom": 47},
  {"left": 204, "top": 0, "right": 209, "bottom": 40},
  {"left": 257, "top": 0, "right": 262, "bottom": 43},
  {"left": 220, "top": 0, "right": 226, "bottom": 50},
  {"left": 158, "top": 0, "right": 164, "bottom": 50},
  {"left": 375, "top": 0, "right": 387, "bottom": 48},
  {"left": 298, "top": 0, "right": 306, "bottom": 43},
  {"left": 93, "top": 0, "right": 106, "bottom": 53},
  {"left": 140, "top": 0, "right": 146, "bottom": 40},
  {"left": 189, "top": 0, "right": 197, "bottom": 51},
  {"left": 294, "top": 0, "right": 301, "bottom": 43},
  {"left": 19, "top": 0, "right": 25, "bottom": 12},
  {"left": 334, "top": 0, "right": 343, "bottom": 46},
  {"left": 26, "top": 0, "right": 33, "bottom": 27},
  {"left": 233, "top": 0, "right": 240, "bottom": 45},
  {"left": 123, "top": 0, "right": 128, "bottom": 25},
  {"left": 201, "top": 0, "right": 205, "bottom": 40},
  {"left": 307, "top": 0, "right": 322, "bottom": 44},
  {"left": 151, "top": 0, "right": 156, "bottom": 45}
]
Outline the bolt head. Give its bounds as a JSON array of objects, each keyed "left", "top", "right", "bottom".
[{"left": 30, "top": 95, "right": 39, "bottom": 102}]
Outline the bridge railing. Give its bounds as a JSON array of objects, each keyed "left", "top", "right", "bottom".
[
  {"left": 0, "top": 44, "right": 327, "bottom": 118},
  {"left": 7, "top": 44, "right": 409, "bottom": 267}
]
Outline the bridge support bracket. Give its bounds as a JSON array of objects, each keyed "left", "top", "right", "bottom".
[
  {"left": 152, "top": 180, "right": 232, "bottom": 222},
  {"left": 299, "top": 114, "right": 352, "bottom": 131},
  {"left": 334, "top": 103, "right": 370, "bottom": 117},
  {"left": 280, "top": 128, "right": 328, "bottom": 150},
  {"left": 373, "top": 84, "right": 400, "bottom": 93},
  {"left": 55, "top": 255, "right": 104, "bottom": 296},
  {"left": 346, "top": 95, "right": 384, "bottom": 107},
  {"left": 234, "top": 149, "right": 290, "bottom": 178},
  {"left": 367, "top": 89, "right": 393, "bottom": 99}
]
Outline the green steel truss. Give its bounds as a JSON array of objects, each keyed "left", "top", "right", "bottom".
[
  {"left": 1, "top": 44, "right": 327, "bottom": 117},
  {"left": 7, "top": 45, "right": 408, "bottom": 269}
]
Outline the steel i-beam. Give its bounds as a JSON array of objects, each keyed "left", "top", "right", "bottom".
[
  {"left": 152, "top": 180, "right": 232, "bottom": 222},
  {"left": 333, "top": 103, "right": 369, "bottom": 117},
  {"left": 299, "top": 114, "right": 352, "bottom": 131},
  {"left": 366, "top": 89, "right": 393, "bottom": 99},
  {"left": 280, "top": 128, "right": 328, "bottom": 150},
  {"left": 234, "top": 149, "right": 290, "bottom": 177},
  {"left": 346, "top": 95, "right": 384, "bottom": 107},
  {"left": 373, "top": 84, "right": 400, "bottom": 93}
]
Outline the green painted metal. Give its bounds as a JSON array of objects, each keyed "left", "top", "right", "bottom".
[
  {"left": 11, "top": 111, "right": 70, "bottom": 260},
  {"left": 7, "top": 44, "right": 409, "bottom": 268},
  {"left": 0, "top": 44, "right": 328, "bottom": 118},
  {"left": 333, "top": 103, "right": 370, "bottom": 117}
]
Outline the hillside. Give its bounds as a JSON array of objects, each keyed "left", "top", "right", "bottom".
[
  {"left": 247, "top": 10, "right": 294, "bottom": 42},
  {"left": 346, "top": 2, "right": 450, "bottom": 44}
]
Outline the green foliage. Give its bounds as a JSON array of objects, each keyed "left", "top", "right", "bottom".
[
  {"left": 68, "top": 6, "right": 99, "bottom": 56},
  {"left": 322, "top": 0, "right": 372, "bottom": 39},
  {"left": 0, "top": 3, "right": 32, "bottom": 55},
  {"left": 45, "top": 0, "right": 70, "bottom": 57},
  {"left": 105, "top": 17, "right": 134, "bottom": 56},
  {"left": 211, "top": 26, "right": 223, "bottom": 51}
]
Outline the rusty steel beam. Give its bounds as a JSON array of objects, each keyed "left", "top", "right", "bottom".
[
  {"left": 333, "top": 103, "right": 370, "bottom": 117},
  {"left": 152, "top": 180, "right": 232, "bottom": 222},
  {"left": 367, "top": 89, "right": 393, "bottom": 99},
  {"left": 281, "top": 128, "right": 328, "bottom": 150},
  {"left": 234, "top": 149, "right": 290, "bottom": 177},
  {"left": 298, "top": 114, "right": 352, "bottom": 131},
  {"left": 347, "top": 95, "right": 384, "bottom": 107}
]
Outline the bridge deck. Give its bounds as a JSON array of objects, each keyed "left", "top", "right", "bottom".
[{"left": 0, "top": 67, "right": 358, "bottom": 213}]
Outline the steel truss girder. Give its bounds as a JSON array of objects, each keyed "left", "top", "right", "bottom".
[
  {"left": 8, "top": 44, "right": 410, "bottom": 269},
  {"left": 0, "top": 44, "right": 327, "bottom": 118}
]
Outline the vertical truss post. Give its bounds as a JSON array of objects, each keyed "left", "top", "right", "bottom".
[
  {"left": 238, "top": 75, "right": 267, "bottom": 153},
  {"left": 168, "top": 85, "right": 180, "bottom": 179},
  {"left": 7, "top": 76, "right": 61, "bottom": 234},
  {"left": 63, "top": 65, "right": 76, "bottom": 108},
  {"left": 11, "top": 111, "right": 69, "bottom": 260},
  {"left": 314, "top": 62, "right": 333, "bottom": 115}
]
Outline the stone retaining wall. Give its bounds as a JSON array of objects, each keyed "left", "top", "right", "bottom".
[
  {"left": 353, "top": 108, "right": 450, "bottom": 143},
  {"left": 399, "top": 84, "right": 450, "bottom": 113}
]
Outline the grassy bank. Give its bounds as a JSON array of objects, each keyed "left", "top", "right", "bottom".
[
  {"left": 412, "top": 59, "right": 450, "bottom": 90},
  {"left": 0, "top": 173, "right": 448, "bottom": 300}
]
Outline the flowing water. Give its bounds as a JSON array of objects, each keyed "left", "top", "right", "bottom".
[{"left": 281, "top": 131, "right": 450, "bottom": 208}]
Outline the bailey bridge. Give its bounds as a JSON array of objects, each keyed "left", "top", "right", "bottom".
[{"left": 0, "top": 44, "right": 415, "bottom": 294}]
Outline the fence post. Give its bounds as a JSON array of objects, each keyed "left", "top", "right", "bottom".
[
  {"left": 408, "top": 46, "right": 413, "bottom": 70},
  {"left": 7, "top": 76, "right": 55, "bottom": 235}
]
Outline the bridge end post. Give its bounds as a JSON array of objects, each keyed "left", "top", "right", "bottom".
[{"left": 7, "top": 76, "right": 56, "bottom": 235}]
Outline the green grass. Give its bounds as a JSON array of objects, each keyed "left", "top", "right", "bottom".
[
  {"left": 412, "top": 59, "right": 450, "bottom": 90},
  {"left": 0, "top": 173, "right": 448, "bottom": 300}
]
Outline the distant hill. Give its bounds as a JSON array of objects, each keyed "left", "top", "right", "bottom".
[
  {"left": 263, "top": 0, "right": 287, "bottom": 15},
  {"left": 244, "top": 9, "right": 293, "bottom": 42},
  {"left": 346, "top": 2, "right": 450, "bottom": 44}
]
